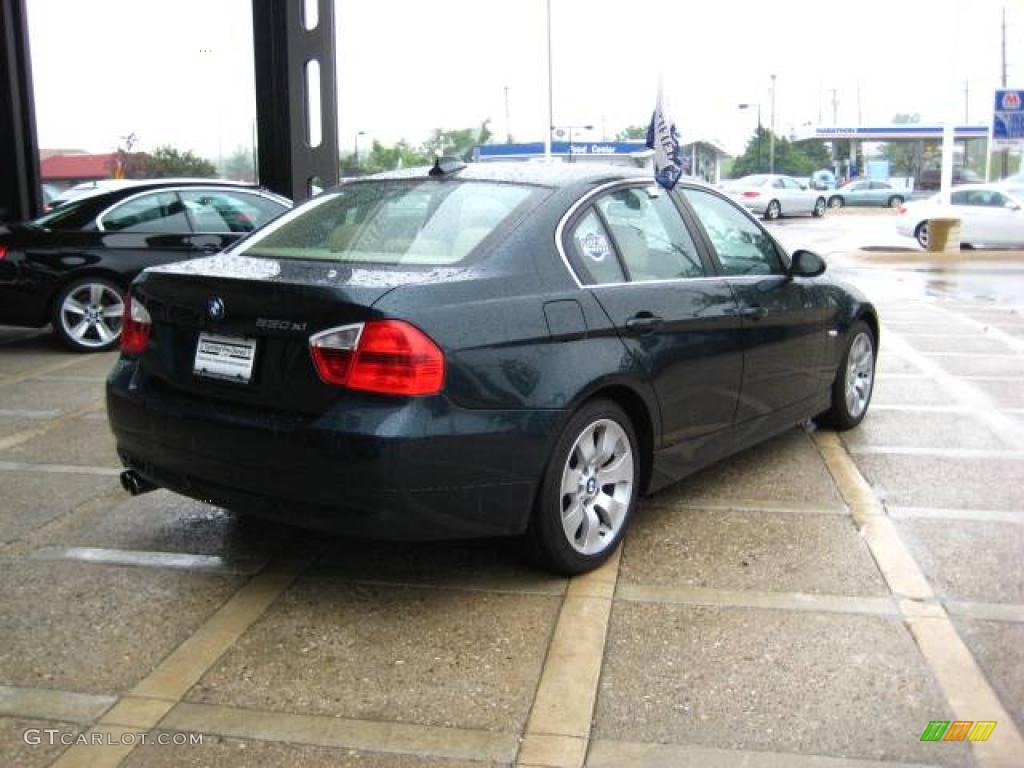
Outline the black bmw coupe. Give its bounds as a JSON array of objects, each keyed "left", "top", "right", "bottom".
[
  {"left": 107, "top": 162, "right": 878, "bottom": 574},
  {"left": 0, "top": 180, "right": 290, "bottom": 351}
]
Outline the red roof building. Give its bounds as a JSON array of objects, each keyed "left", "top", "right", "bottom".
[{"left": 39, "top": 152, "right": 148, "bottom": 184}]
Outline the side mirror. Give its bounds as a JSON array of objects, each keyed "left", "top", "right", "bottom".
[
  {"left": 789, "top": 249, "right": 826, "bottom": 278},
  {"left": 1005, "top": 202, "right": 1021, "bottom": 211}
]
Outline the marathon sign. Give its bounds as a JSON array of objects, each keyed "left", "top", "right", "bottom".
[{"left": 992, "top": 88, "right": 1024, "bottom": 148}]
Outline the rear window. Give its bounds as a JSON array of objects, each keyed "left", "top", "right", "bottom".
[{"left": 241, "top": 180, "right": 537, "bottom": 265}]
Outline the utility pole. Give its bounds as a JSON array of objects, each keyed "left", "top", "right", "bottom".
[
  {"left": 964, "top": 80, "right": 970, "bottom": 122},
  {"left": 1001, "top": 5, "right": 1009, "bottom": 176},
  {"left": 504, "top": 85, "right": 511, "bottom": 144},
  {"left": 769, "top": 74, "right": 776, "bottom": 174},
  {"left": 544, "top": 0, "right": 553, "bottom": 161},
  {"left": 830, "top": 88, "right": 839, "bottom": 126}
]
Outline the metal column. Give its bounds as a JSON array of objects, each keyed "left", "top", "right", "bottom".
[
  {"left": 0, "top": 0, "right": 41, "bottom": 222},
  {"left": 252, "top": 0, "right": 339, "bottom": 204}
]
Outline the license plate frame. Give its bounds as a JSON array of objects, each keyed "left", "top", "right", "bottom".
[{"left": 193, "top": 332, "right": 257, "bottom": 384}]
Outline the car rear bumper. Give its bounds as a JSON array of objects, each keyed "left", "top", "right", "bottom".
[{"left": 106, "top": 359, "right": 563, "bottom": 540}]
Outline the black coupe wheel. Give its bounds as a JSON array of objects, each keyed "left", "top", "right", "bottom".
[
  {"left": 52, "top": 276, "right": 125, "bottom": 352},
  {"left": 812, "top": 197, "right": 826, "bottom": 217},
  {"left": 828, "top": 196, "right": 843, "bottom": 209},
  {"left": 817, "top": 321, "right": 876, "bottom": 431},
  {"left": 527, "top": 399, "right": 638, "bottom": 575},
  {"left": 764, "top": 200, "right": 781, "bottom": 220}
]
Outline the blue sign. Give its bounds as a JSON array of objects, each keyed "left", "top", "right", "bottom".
[
  {"left": 476, "top": 142, "right": 645, "bottom": 159},
  {"left": 993, "top": 89, "right": 1024, "bottom": 147}
]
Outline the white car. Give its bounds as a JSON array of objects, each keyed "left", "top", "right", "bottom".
[
  {"left": 722, "top": 174, "right": 826, "bottom": 220},
  {"left": 896, "top": 184, "right": 1024, "bottom": 248}
]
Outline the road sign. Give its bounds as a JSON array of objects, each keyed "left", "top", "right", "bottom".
[{"left": 992, "top": 89, "right": 1024, "bottom": 148}]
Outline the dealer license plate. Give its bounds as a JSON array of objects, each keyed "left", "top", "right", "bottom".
[{"left": 193, "top": 332, "right": 257, "bottom": 383}]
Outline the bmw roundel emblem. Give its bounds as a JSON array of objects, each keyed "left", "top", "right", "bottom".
[{"left": 207, "top": 297, "right": 226, "bottom": 321}]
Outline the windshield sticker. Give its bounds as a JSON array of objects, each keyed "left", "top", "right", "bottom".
[{"left": 580, "top": 232, "right": 611, "bottom": 262}]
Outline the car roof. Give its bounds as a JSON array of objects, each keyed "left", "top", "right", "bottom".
[{"left": 356, "top": 161, "right": 651, "bottom": 189}]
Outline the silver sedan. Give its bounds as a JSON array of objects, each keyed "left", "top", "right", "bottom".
[{"left": 723, "top": 174, "right": 827, "bottom": 220}]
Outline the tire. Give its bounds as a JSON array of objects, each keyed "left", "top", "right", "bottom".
[
  {"left": 887, "top": 195, "right": 904, "bottom": 208},
  {"left": 816, "top": 321, "right": 876, "bottom": 431},
  {"left": 914, "top": 221, "right": 929, "bottom": 249},
  {"left": 828, "top": 196, "right": 843, "bottom": 209},
  {"left": 527, "top": 398, "right": 639, "bottom": 575},
  {"left": 764, "top": 199, "right": 781, "bottom": 220},
  {"left": 51, "top": 276, "right": 125, "bottom": 352},
  {"left": 812, "top": 197, "right": 826, "bottom": 217}
]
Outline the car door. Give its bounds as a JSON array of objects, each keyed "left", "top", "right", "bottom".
[
  {"left": 845, "top": 181, "right": 870, "bottom": 206},
  {"left": 97, "top": 190, "right": 198, "bottom": 271},
  {"left": 961, "top": 189, "right": 1024, "bottom": 246},
  {"left": 680, "top": 187, "right": 827, "bottom": 422},
  {"left": 565, "top": 184, "right": 744, "bottom": 445},
  {"left": 179, "top": 188, "right": 288, "bottom": 253},
  {"left": 782, "top": 177, "right": 812, "bottom": 213}
]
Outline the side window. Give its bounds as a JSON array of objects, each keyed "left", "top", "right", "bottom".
[
  {"left": 781, "top": 178, "right": 801, "bottom": 190},
  {"left": 682, "top": 189, "right": 784, "bottom": 276},
  {"left": 569, "top": 210, "right": 625, "bottom": 284},
  {"left": 180, "top": 190, "right": 285, "bottom": 233},
  {"left": 872, "top": 181, "right": 892, "bottom": 190},
  {"left": 985, "top": 191, "right": 1008, "bottom": 207},
  {"left": 101, "top": 192, "right": 190, "bottom": 233},
  {"left": 951, "top": 190, "right": 970, "bottom": 205},
  {"left": 773, "top": 178, "right": 786, "bottom": 189},
  {"left": 595, "top": 188, "right": 704, "bottom": 281}
]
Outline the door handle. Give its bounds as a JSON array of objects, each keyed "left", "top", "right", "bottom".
[
  {"left": 740, "top": 306, "right": 768, "bottom": 321},
  {"left": 624, "top": 312, "right": 664, "bottom": 335}
]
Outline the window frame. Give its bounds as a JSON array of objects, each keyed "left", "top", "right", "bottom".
[
  {"left": 178, "top": 188, "right": 288, "bottom": 235},
  {"left": 96, "top": 186, "right": 288, "bottom": 233},
  {"left": 558, "top": 180, "right": 719, "bottom": 287},
  {"left": 95, "top": 190, "right": 192, "bottom": 235},
  {"left": 676, "top": 185, "right": 791, "bottom": 278}
]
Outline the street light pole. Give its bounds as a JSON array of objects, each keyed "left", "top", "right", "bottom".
[
  {"left": 544, "top": 0, "right": 553, "bottom": 161},
  {"left": 769, "top": 74, "right": 776, "bottom": 174}
]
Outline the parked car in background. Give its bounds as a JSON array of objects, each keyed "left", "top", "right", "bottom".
[
  {"left": 107, "top": 162, "right": 878, "bottom": 575},
  {"left": 896, "top": 184, "right": 1024, "bottom": 248},
  {"left": 917, "top": 167, "right": 982, "bottom": 191},
  {"left": 810, "top": 169, "right": 837, "bottom": 190},
  {"left": 41, "top": 183, "right": 60, "bottom": 210},
  {"left": 46, "top": 179, "right": 140, "bottom": 209},
  {"left": 722, "top": 174, "right": 827, "bottom": 220},
  {"left": 0, "top": 180, "right": 290, "bottom": 351},
  {"left": 828, "top": 180, "right": 909, "bottom": 209}
]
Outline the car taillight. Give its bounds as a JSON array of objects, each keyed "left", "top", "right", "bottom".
[
  {"left": 0, "top": 245, "right": 7, "bottom": 260},
  {"left": 121, "top": 292, "right": 152, "bottom": 355},
  {"left": 742, "top": 191, "right": 761, "bottom": 198},
  {"left": 310, "top": 320, "right": 445, "bottom": 396}
]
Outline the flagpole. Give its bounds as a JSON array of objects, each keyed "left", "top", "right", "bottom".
[{"left": 544, "top": 0, "right": 553, "bottom": 161}]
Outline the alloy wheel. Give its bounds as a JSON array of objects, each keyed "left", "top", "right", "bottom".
[
  {"left": 916, "top": 222, "right": 929, "bottom": 249},
  {"left": 59, "top": 281, "right": 124, "bottom": 349},
  {"left": 559, "top": 418, "right": 634, "bottom": 555},
  {"left": 766, "top": 200, "right": 781, "bottom": 220},
  {"left": 845, "top": 332, "right": 874, "bottom": 420}
]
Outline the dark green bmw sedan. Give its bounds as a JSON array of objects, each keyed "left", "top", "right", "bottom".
[{"left": 107, "top": 161, "right": 878, "bottom": 575}]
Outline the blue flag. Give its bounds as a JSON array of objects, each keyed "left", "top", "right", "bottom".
[{"left": 645, "top": 85, "right": 682, "bottom": 190}]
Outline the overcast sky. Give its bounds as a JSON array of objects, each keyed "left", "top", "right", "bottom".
[{"left": 25, "top": 0, "right": 1022, "bottom": 162}]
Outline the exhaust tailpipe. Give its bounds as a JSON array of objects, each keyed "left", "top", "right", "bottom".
[{"left": 120, "top": 470, "right": 157, "bottom": 496}]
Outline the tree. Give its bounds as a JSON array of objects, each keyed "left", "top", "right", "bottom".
[
  {"left": 422, "top": 120, "right": 492, "bottom": 161},
  {"left": 141, "top": 145, "right": 217, "bottom": 178},
  {"left": 616, "top": 125, "right": 647, "bottom": 141},
  {"left": 220, "top": 146, "right": 256, "bottom": 182},
  {"left": 729, "top": 128, "right": 830, "bottom": 177},
  {"left": 362, "top": 140, "right": 429, "bottom": 174},
  {"left": 881, "top": 113, "right": 922, "bottom": 179}
]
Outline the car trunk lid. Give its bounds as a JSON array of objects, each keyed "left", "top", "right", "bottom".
[{"left": 132, "top": 253, "right": 438, "bottom": 413}]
